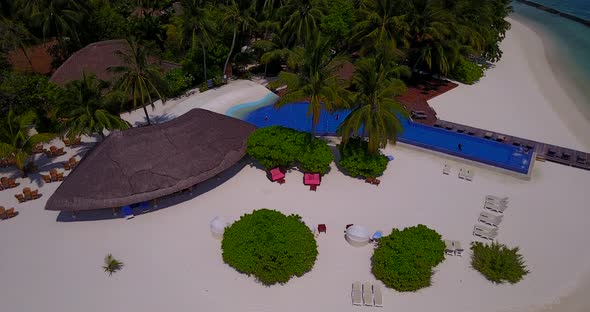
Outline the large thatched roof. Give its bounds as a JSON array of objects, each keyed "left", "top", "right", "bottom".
[
  {"left": 49, "top": 39, "right": 179, "bottom": 86},
  {"left": 45, "top": 109, "right": 256, "bottom": 212}
]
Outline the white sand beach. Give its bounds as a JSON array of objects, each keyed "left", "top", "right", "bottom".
[{"left": 1, "top": 17, "right": 590, "bottom": 312}]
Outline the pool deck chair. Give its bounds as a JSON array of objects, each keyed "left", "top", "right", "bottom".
[
  {"left": 484, "top": 201, "right": 507, "bottom": 214},
  {"left": 444, "top": 240, "right": 455, "bottom": 256},
  {"left": 458, "top": 168, "right": 466, "bottom": 179},
  {"left": 121, "top": 205, "right": 134, "bottom": 220},
  {"left": 352, "top": 282, "right": 362, "bottom": 306},
  {"left": 465, "top": 169, "right": 474, "bottom": 181},
  {"left": 373, "top": 284, "right": 383, "bottom": 307},
  {"left": 479, "top": 211, "right": 503, "bottom": 227},
  {"left": 363, "top": 282, "right": 373, "bottom": 306},
  {"left": 443, "top": 164, "right": 451, "bottom": 175},
  {"left": 452, "top": 241, "right": 464, "bottom": 256},
  {"left": 486, "top": 195, "right": 508, "bottom": 204},
  {"left": 473, "top": 225, "right": 498, "bottom": 240}
]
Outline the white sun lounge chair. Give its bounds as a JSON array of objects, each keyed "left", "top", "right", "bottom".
[
  {"left": 486, "top": 195, "right": 508, "bottom": 203},
  {"left": 443, "top": 163, "right": 451, "bottom": 175},
  {"left": 352, "top": 282, "right": 362, "bottom": 306},
  {"left": 465, "top": 169, "right": 474, "bottom": 181},
  {"left": 458, "top": 167, "right": 466, "bottom": 179},
  {"left": 373, "top": 284, "right": 383, "bottom": 307},
  {"left": 363, "top": 282, "right": 373, "bottom": 306},
  {"left": 478, "top": 211, "right": 503, "bottom": 227},
  {"left": 452, "top": 240, "right": 464, "bottom": 256},
  {"left": 444, "top": 240, "right": 455, "bottom": 256},
  {"left": 474, "top": 224, "right": 498, "bottom": 234},
  {"left": 473, "top": 227, "right": 496, "bottom": 240},
  {"left": 484, "top": 201, "right": 507, "bottom": 213}
]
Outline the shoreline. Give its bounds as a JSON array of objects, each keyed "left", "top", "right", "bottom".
[{"left": 514, "top": 0, "right": 590, "bottom": 27}]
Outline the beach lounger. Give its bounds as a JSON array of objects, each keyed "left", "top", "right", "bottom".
[
  {"left": 473, "top": 226, "right": 497, "bottom": 240},
  {"left": 486, "top": 195, "right": 508, "bottom": 203},
  {"left": 478, "top": 212, "right": 502, "bottom": 227},
  {"left": 496, "top": 135, "right": 506, "bottom": 142},
  {"left": 465, "top": 169, "right": 474, "bottom": 181},
  {"left": 443, "top": 164, "right": 451, "bottom": 175},
  {"left": 5, "top": 208, "right": 16, "bottom": 219},
  {"left": 14, "top": 194, "right": 25, "bottom": 203},
  {"left": 373, "top": 284, "right": 383, "bottom": 307},
  {"left": 352, "top": 282, "right": 362, "bottom": 306},
  {"left": 363, "top": 282, "right": 373, "bottom": 306},
  {"left": 121, "top": 205, "right": 134, "bottom": 220},
  {"left": 444, "top": 240, "right": 455, "bottom": 256},
  {"left": 452, "top": 241, "right": 464, "bottom": 256},
  {"left": 484, "top": 201, "right": 507, "bottom": 213},
  {"left": 458, "top": 168, "right": 465, "bottom": 179},
  {"left": 484, "top": 132, "right": 493, "bottom": 139}
]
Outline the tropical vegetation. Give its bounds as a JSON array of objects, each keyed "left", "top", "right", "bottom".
[
  {"left": 337, "top": 138, "right": 389, "bottom": 178},
  {"left": 372, "top": 224, "right": 445, "bottom": 292},
  {"left": 246, "top": 126, "right": 333, "bottom": 174},
  {"left": 222, "top": 209, "right": 318, "bottom": 285},
  {"left": 103, "top": 254, "right": 124, "bottom": 276},
  {"left": 471, "top": 241, "right": 529, "bottom": 284}
]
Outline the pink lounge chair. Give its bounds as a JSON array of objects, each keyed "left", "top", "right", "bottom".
[
  {"left": 269, "top": 167, "right": 285, "bottom": 182},
  {"left": 304, "top": 173, "right": 321, "bottom": 188}
]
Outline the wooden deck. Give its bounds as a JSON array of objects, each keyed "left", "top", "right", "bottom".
[
  {"left": 432, "top": 120, "right": 590, "bottom": 171},
  {"left": 397, "top": 78, "right": 458, "bottom": 126}
]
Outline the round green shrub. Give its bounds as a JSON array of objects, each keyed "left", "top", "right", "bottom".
[
  {"left": 337, "top": 138, "right": 388, "bottom": 178},
  {"left": 372, "top": 224, "right": 445, "bottom": 292},
  {"left": 451, "top": 58, "right": 484, "bottom": 85},
  {"left": 246, "top": 126, "right": 333, "bottom": 174},
  {"left": 222, "top": 209, "right": 318, "bottom": 285},
  {"left": 471, "top": 241, "right": 529, "bottom": 284},
  {"left": 298, "top": 139, "right": 334, "bottom": 174}
]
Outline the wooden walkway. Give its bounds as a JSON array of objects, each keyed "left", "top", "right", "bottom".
[{"left": 433, "top": 120, "right": 590, "bottom": 171}]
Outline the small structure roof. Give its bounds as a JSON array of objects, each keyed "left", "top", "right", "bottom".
[
  {"left": 49, "top": 39, "right": 179, "bottom": 86},
  {"left": 45, "top": 109, "right": 255, "bottom": 212}
]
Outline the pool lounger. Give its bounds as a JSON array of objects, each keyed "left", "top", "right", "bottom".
[
  {"left": 373, "top": 284, "right": 383, "bottom": 307},
  {"left": 363, "top": 282, "right": 373, "bottom": 306},
  {"left": 465, "top": 169, "right": 474, "bottom": 181},
  {"left": 444, "top": 240, "right": 455, "bottom": 255},
  {"left": 474, "top": 224, "right": 498, "bottom": 234},
  {"left": 473, "top": 228, "right": 496, "bottom": 240},
  {"left": 443, "top": 164, "right": 451, "bottom": 175},
  {"left": 352, "top": 282, "right": 362, "bottom": 306},
  {"left": 452, "top": 241, "right": 464, "bottom": 256},
  {"left": 458, "top": 168, "right": 466, "bottom": 179},
  {"left": 478, "top": 212, "right": 502, "bottom": 227},
  {"left": 484, "top": 201, "right": 507, "bottom": 213},
  {"left": 486, "top": 195, "right": 508, "bottom": 204}
]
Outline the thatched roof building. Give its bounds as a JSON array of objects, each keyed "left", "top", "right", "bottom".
[
  {"left": 49, "top": 39, "right": 179, "bottom": 86},
  {"left": 45, "top": 109, "right": 256, "bottom": 212}
]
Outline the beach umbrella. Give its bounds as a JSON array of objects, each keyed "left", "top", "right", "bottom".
[
  {"left": 210, "top": 216, "right": 229, "bottom": 236},
  {"left": 345, "top": 225, "right": 371, "bottom": 245}
]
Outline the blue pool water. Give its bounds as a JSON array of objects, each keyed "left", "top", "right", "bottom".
[{"left": 242, "top": 102, "right": 533, "bottom": 175}]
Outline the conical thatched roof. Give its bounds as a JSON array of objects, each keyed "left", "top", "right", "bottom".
[{"left": 45, "top": 109, "right": 255, "bottom": 212}]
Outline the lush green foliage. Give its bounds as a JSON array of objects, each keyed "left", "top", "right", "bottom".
[
  {"left": 165, "top": 68, "right": 193, "bottom": 97},
  {"left": 471, "top": 242, "right": 529, "bottom": 284},
  {"left": 320, "top": 0, "right": 354, "bottom": 43},
  {"left": 246, "top": 126, "right": 333, "bottom": 174},
  {"left": 337, "top": 138, "right": 388, "bottom": 178},
  {"left": 298, "top": 139, "right": 334, "bottom": 174},
  {"left": 451, "top": 58, "right": 484, "bottom": 85},
  {"left": 103, "top": 254, "right": 124, "bottom": 276},
  {"left": 222, "top": 209, "right": 318, "bottom": 285},
  {"left": 372, "top": 225, "right": 445, "bottom": 292}
]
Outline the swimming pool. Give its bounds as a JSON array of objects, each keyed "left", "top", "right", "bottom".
[{"left": 239, "top": 101, "right": 533, "bottom": 175}]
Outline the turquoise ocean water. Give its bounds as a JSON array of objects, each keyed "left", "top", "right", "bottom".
[{"left": 511, "top": 1, "right": 590, "bottom": 117}]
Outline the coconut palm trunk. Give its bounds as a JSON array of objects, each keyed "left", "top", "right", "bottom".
[
  {"left": 201, "top": 42, "right": 207, "bottom": 81},
  {"left": 223, "top": 27, "right": 238, "bottom": 80}
]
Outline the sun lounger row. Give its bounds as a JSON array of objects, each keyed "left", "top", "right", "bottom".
[
  {"left": 444, "top": 240, "right": 464, "bottom": 256},
  {"left": 352, "top": 281, "right": 382, "bottom": 307},
  {"left": 459, "top": 167, "right": 474, "bottom": 181},
  {"left": 0, "top": 206, "right": 17, "bottom": 220},
  {"left": 44, "top": 146, "right": 66, "bottom": 158},
  {"left": 478, "top": 211, "right": 503, "bottom": 227},
  {"left": 15, "top": 187, "right": 41, "bottom": 203},
  {"left": 473, "top": 224, "right": 498, "bottom": 240},
  {"left": 0, "top": 176, "right": 19, "bottom": 189},
  {"left": 63, "top": 137, "right": 81, "bottom": 147},
  {"left": 62, "top": 157, "right": 78, "bottom": 170}
]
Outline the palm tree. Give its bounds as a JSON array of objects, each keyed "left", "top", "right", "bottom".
[
  {"left": 338, "top": 57, "right": 409, "bottom": 154},
  {"left": 109, "top": 39, "right": 168, "bottom": 125},
  {"left": 181, "top": 0, "right": 214, "bottom": 80},
  {"left": 253, "top": 34, "right": 291, "bottom": 77},
  {"left": 279, "top": 0, "right": 326, "bottom": 45},
  {"left": 20, "top": 0, "right": 88, "bottom": 44},
  {"left": 222, "top": 0, "right": 257, "bottom": 80},
  {"left": 351, "top": 0, "right": 409, "bottom": 57},
  {"left": 57, "top": 72, "right": 130, "bottom": 140},
  {"left": 0, "top": 17, "right": 38, "bottom": 68},
  {"left": 269, "top": 34, "right": 349, "bottom": 137},
  {"left": 0, "top": 110, "right": 54, "bottom": 175}
]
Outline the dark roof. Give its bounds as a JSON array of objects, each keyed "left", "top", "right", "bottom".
[
  {"left": 49, "top": 39, "right": 179, "bottom": 86},
  {"left": 7, "top": 39, "right": 57, "bottom": 75},
  {"left": 45, "top": 109, "right": 256, "bottom": 211}
]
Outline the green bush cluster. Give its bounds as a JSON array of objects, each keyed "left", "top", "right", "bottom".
[
  {"left": 164, "top": 68, "right": 193, "bottom": 97},
  {"left": 221, "top": 209, "right": 318, "bottom": 285},
  {"left": 471, "top": 242, "right": 529, "bottom": 284},
  {"left": 246, "top": 126, "right": 334, "bottom": 174},
  {"left": 372, "top": 225, "right": 445, "bottom": 292},
  {"left": 451, "top": 58, "right": 484, "bottom": 85},
  {"left": 337, "top": 138, "right": 388, "bottom": 178}
]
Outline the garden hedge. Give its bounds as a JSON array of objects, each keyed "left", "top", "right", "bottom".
[
  {"left": 221, "top": 209, "right": 318, "bottom": 285},
  {"left": 372, "top": 224, "right": 445, "bottom": 291},
  {"left": 451, "top": 58, "right": 484, "bottom": 85},
  {"left": 337, "top": 138, "right": 388, "bottom": 178},
  {"left": 471, "top": 241, "right": 529, "bottom": 284}
]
